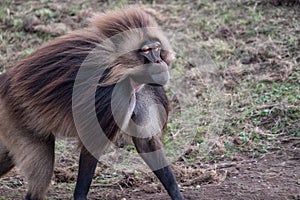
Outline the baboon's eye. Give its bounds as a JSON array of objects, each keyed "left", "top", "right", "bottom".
[
  {"left": 153, "top": 43, "right": 161, "bottom": 52},
  {"left": 141, "top": 46, "right": 150, "bottom": 54}
]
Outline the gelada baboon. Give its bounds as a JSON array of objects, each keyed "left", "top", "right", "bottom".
[{"left": 0, "top": 7, "right": 184, "bottom": 200}]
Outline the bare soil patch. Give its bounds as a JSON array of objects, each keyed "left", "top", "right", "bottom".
[{"left": 1, "top": 139, "right": 298, "bottom": 199}]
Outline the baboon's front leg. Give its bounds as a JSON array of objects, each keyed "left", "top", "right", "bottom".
[
  {"left": 74, "top": 147, "right": 98, "bottom": 200},
  {"left": 132, "top": 136, "right": 184, "bottom": 200}
]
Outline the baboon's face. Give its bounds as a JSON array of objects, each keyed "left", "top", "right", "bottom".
[{"left": 121, "top": 39, "right": 170, "bottom": 91}]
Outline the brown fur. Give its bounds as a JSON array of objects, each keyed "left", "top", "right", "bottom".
[
  {"left": 0, "top": 7, "right": 174, "bottom": 200},
  {"left": 0, "top": 7, "right": 172, "bottom": 137}
]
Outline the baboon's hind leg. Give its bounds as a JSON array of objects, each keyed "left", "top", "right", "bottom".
[
  {"left": 13, "top": 134, "right": 56, "bottom": 200},
  {"left": 0, "top": 142, "right": 15, "bottom": 176}
]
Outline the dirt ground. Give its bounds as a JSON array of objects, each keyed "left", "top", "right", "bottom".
[
  {"left": 0, "top": 0, "right": 299, "bottom": 199},
  {"left": 1, "top": 139, "right": 299, "bottom": 199},
  {"left": 90, "top": 140, "right": 300, "bottom": 200}
]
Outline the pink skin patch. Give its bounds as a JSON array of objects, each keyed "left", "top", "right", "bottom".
[{"left": 130, "top": 78, "right": 144, "bottom": 93}]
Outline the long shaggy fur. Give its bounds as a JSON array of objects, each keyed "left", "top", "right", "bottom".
[
  {"left": 0, "top": 7, "right": 173, "bottom": 199},
  {"left": 0, "top": 7, "right": 171, "bottom": 139}
]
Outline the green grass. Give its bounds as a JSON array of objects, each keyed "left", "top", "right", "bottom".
[
  {"left": 167, "top": 0, "right": 300, "bottom": 159},
  {"left": 0, "top": 0, "right": 299, "bottom": 165}
]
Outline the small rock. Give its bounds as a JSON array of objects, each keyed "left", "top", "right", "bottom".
[
  {"left": 241, "top": 56, "right": 254, "bottom": 65},
  {"left": 23, "top": 15, "right": 42, "bottom": 31}
]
